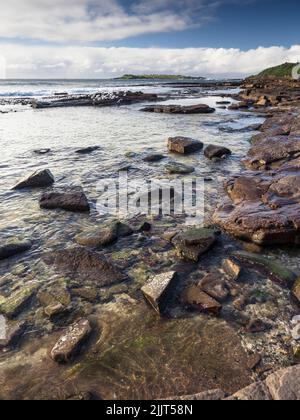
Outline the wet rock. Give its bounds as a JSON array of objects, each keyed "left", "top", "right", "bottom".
[
  {"left": 168, "top": 136, "right": 203, "bottom": 155},
  {"left": 0, "top": 240, "right": 32, "bottom": 260},
  {"left": 44, "top": 303, "right": 66, "bottom": 319},
  {"left": 44, "top": 247, "right": 125, "bottom": 287},
  {"left": 66, "top": 392, "right": 96, "bottom": 401},
  {"left": 246, "top": 318, "right": 272, "bottom": 333},
  {"left": 223, "top": 258, "right": 242, "bottom": 281},
  {"left": 247, "top": 353, "right": 262, "bottom": 370},
  {"left": 137, "top": 221, "right": 152, "bottom": 233},
  {"left": 143, "top": 154, "right": 165, "bottom": 162},
  {"left": 75, "top": 221, "right": 133, "bottom": 248},
  {"left": 33, "top": 149, "right": 51, "bottom": 155},
  {"left": 40, "top": 191, "right": 90, "bottom": 213},
  {"left": 292, "top": 278, "right": 300, "bottom": 303},
  {"left": 171, "top": 228, "right": 218, "bottom": 262},
  {"left": 141, "top": 271, "right": 179, "bottom": 315},
  {"left": 0, "top": 320, "right": 26, "bottom": 350},
  {"left": 50, "top": 318, "right": 92, "bottom": 363},
  {"left": 183, "top": 285, "right": 222, "bottom": 315},
  {"left": 13, "top": 169, "right": 55, "bottom": 190},
  {"left": 166, "top": 162, "right": 195, "bottom": 174},
  {"left": 0, "top": 285, "right": 36, "bottom": 318},
  {"left": 75, "top": 146, "right": 100, "bottom": 155},
  {"left": 229, "top": 382, "right": 272, "bottom": 401},
  {"left": 265, "top": 365, "right": 300, "bottom": 400},
  {"left": 142, "top": 104, "right": 215, "bottom": 114},
  {"left": 228, "top": 101, "right": 250, "bottom": 110},
  {"left": 199, "top": 272, "right": 230, "bottom": 303},
  {"left": 204, "top": 145, "right": 232, "bottom": 159},
  {"left": 72, "top": 287, "right": 98, "bottom": 302},
  {"left": 216, "top": 101, "right": 231, "bottom": 105},
  {"left": 164, "top": 389, "right": 225, "bottom": 401},
  {"left": 232, "top": 251, "right": 296, "bottom": 288},
  {"left": 37, "top": 285, "right": 71, "bottom": 308},
  {"left": 292, "top": 324, "right": 300, "bottom": 341}
]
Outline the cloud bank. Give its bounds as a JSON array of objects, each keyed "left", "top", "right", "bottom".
[{"left": 0, "top": 44, "right": 299, "bottom": 79}]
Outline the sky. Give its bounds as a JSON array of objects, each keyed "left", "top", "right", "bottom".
[{"left": 0, "top": 0, "right": 299, "bottom": 78}]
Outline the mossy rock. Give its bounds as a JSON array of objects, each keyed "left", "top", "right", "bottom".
[
  {"left": 0, "top": 285, "right": 37, "bottom": 318},
  {"left": 292, "top": 277, "right": 300, "bottom": 303}
]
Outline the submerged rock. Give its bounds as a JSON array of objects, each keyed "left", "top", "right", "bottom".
[
  {"left": 292, "top": 278, "right": 300, "bottom": 303},
  {"left": 13, "top": 169, "right": 54, "bottom": 190},
  {"left": 40, "top": 191, "right": 90, "bottom": 212},
  {"left": 204, "top": 145, "right": 232, "bottom": 160},
  {"left": 183, "top": 285, "right": 222, "bottom": 315},
  {"left": 168, "top": 136, "right": 203, "bottom": 155},
  {"left": 75, "top": 146, "right": 100, "bottom": 155},
  {"left": 141, "top": 271, "right": 179, "bottom": 315},
  {"left": 166, "top": 162, "right": 195, "bottom": 174},
  {"left": 75, "top": 221, "right": 133, "bottom": 248},
  {"left": 223, "top": 258, "right": 242, "bottom": 281},
  {"left": 199, "top": 272, "right": 230, "bottom": 303},
  {"left": 0, "top": 285, "right": 37, "bottom": 318},
  {"left": 143, "top": 154, "right": 165, "bottom": 163},
  {"left": 141, "top": 104, "right": 215, "bottom": 114},
  {"left": 0, "top": 240, "right": 32, "bottom": 260},
  {"left": 265, "top": 365, "right": 300, "bottom": 400},
  {"left": 0, "top": 320, "right": 26, "bottom": 350},
  {"left": 51, "top": 318, "right": 92, "bottom": 363},
  {"left": 171, "top": 228, "right": 218, "bottom": 262}
]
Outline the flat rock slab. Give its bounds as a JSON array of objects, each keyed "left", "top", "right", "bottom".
[
  {"left": 265, "top": 365, "right": 300, "bottom": 400},
  {"left": 168, "top": 136, "right": 203, "bottom": 154},
  {"left": 141, "top": 271, "right": 179, "bottom": 315},
  {"left": 164, "top": 389, "right": 225, "bottom": 401},
  {"left": 75, "top": 222, "right": 133, "bottom": 248},
  {"left": 204, "top": 145, "right": 232, "bottom": 159},
  {"left": 199, "top": 272, "right": 230, "bottom": 303},
  {"left": 228, "top": 381, "right": 272, "bottom": 401},
  {"left": 40, "top": 191, "right": 90, "bottom": 212},
  {"left": 183, "top": 285, "right": 222, "bottom": 315},
  {"left": 141, "top": 104, "right": 215, "bottom": 114},
  {"left": 0, "top": 285, "right": 36, "bottom": 318},
  {"left": 165, "top": 162, "right": 195, "bottom": 174},
  {"left": 51, "top": 319, "right": 92, "bottom": 363},
  {"left": 171, "top": 228, "right": 218, "bottom": 262},
  {"left": 0, "top": 320, "right": 26, "bottom": 350},
  {"left": 75, "top": 146, "right": 100, "bottom": 155},
  {"left": 44, "top": 247, "right": 125, "bottom": 287},
  {"left": 13, "top": 169, "right": 54, "bottom": 190},
  {"left": 0, "top": 240, "right": 32, "bottom": 260}
]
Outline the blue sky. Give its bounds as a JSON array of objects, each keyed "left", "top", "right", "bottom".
[{"left": 0, "top": 0, "right": 299, "bottom": 78}]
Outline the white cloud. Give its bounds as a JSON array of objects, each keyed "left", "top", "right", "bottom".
[{"left": 0, "top": 44, "right": 300, "bottom": 78}]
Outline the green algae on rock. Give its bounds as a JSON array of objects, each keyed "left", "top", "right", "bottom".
[
  {"left": 0, "top": 285, "right": 37, "bottom": 318},
  {"left": 172, "top": 228, "right": 218, "bottom": 262}
]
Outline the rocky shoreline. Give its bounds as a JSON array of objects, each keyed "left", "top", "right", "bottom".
[{"left": 0, "top": 77, "right": 300, "bottom": 400}]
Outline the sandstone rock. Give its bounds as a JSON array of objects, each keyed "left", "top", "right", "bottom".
[
  {"left": 33, "top": 148, "right": 51, "bottom": 155},
  {"left": 168, "top": 137, "right": 203, "bottom": 155},
  {"left": 165, "top": 162, "right": 195, "bottom": 174},
  {"left": 44, "top": 303, "right": 66, "bottom": 318},
  {"left": 44, "top": 247, "right": 125, "bottom": 287},
  {"left": 164, "top": 389, "right": 225, "bottom": 401},
  {"left": 171, "top": 228, "right": 218, "bottom": 262},
  {"left": 183, "top": 285, "right": 221, "bottom": 315},
  {"left": 141, "top": 271, "right": 179, "bottom": 315},
  {"left": 292, "top": 277, "right": 300, "bottom": 303},
  {"left": 51, "top": 318, "right": 92, "bottom": 363},
  {"left": 265, "top": 365, "right": 300, "bottom": 400},
  {"left": 229, "top": 382, "right": 272, "bottom": 401},
  {"left": 75, "top": 221, "right": 133, "bottom": 248},
  {"left": 223, "top": 258, "right": 242, "bottom": 281},
  {"left": 0, "top": 240, "right": 32, "bottom": 260},
  {"left": 204, "top": 145, "right": 232, "bottom": 160},
  {"left": 199, "top": 272, "right": 229, "bottom": 303},
  {"left": 142, "top": 104, "right": 215, "bottom": 114},
  {"left": 292, "top": 324, "right": 300, "bottom": 341},
  {"left": 0, "top": 320, "right": 26, "bottom": 349},
  {"left": 0, "top": 285, "right": 36, "bottom": 318},
  {"left": 40, "top": 191, "right": 90, "bottom": 212},
  {"left": 72, "top": 287, "right": 98, "bottom": 302},
  {"left": 13, "top": 169, "right": 54, "bottom": 190}
]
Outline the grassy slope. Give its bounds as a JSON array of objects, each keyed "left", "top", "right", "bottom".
[{"left": 257, "top": 62, "right": 298, "bottom": 78}]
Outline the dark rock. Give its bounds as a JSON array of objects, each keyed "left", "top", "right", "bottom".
[
  {"left": 216, "top": 101, "right": 231, "bottom": 105},
  {"left": 199, "top": 272, "right": 229, "bottom": 303},
  {"left": 0, "top": 240, "right": 32, "bottom": 260},
  {"left": 143, "top": 154, "right": 165, "bottom": 162},
  {"left": 75, "top": 146, "right": 100, "bottom": 155},
  {"left": 204, "top": 145, "right": 232, "bottom": 159},
  {"left": 40, "top": 191, "right": 90, "bottom": 212},
  {"left": 246, "top": 318, "right": 272, "bottom": 333},
  {"left": 141, "top": 104, "right": 215, "bottom": 114},
  {"left": 166, "top": 162, "right": 195, "bottom": 174},
  {"left": 183, "top": 285, "right": 222, "bottom": 315},
  {"left": 137, "top": 222, "right": 152, "bottom": 233},
  {"left": 141, "top": 271, "right": 179, "bottom": 315},
  {"left": 50, "top": 318, "right": 92, "bottom": 363},
  {"left": 13, "top": 169, "right": 54, "bottom": 190},
  {"left": 171, "top": 228, "right": 218, "bottom": 262},
  {"left": 75, "top": 221, "right": 133, "bottom": 248},
  {"left": 168, "top": 136, "right": 203, "bottom": 155}
]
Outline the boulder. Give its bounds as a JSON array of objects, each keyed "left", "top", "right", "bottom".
[
  {"left": 183, "top": 285, "right": 221, "bottom": 315},
  {"left": 165, "top": 162, "right": 195, "bottom": 174},
  {"left": 75, "top": 221, "right": 133, "bottom": 248},
  {"left": 141, "top": 271, "right": 179, "bottom": 315},
  {"left": 0, "top": 240, "right": 32, "bottom": 260},
  {"left": 141, "top": 104, "right": 215, "bottom": 114},
  {"left": 51, "top": 318, "right": 92, "bottom": 363},
  {"left": 40, "top": 191, "right": 90, "bottom": 212},
  {"left": 168, "top": 137, "right": 203, "bottom": 155},
  {"left": 265, "top": 365, "right": 300, "bottom": 400},
  {"left": 13, "top": 169, "right": 54, "bottom": 190},
  {"left": 171, "top": 228, "right": 218, "bottom": 262},
  {"left": 204, "top": 145, "right": 232, "bottom": 159}
]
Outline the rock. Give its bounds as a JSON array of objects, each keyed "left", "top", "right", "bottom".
[
  {"left": 183, "top": 285, "right": 222, "bottom": 315},
  {"left": 292, "top": 278, "right": 300, "bottom": 303},
  {"left": 229, "top": 382, "right": 272, "bottom": 401},
  {"left": 44, "top": 247, "right": 125, "bottom": 287},
  {"left": 168, "top": 137, "right": 204, "bottom": 155},
  {"left": 141, "top": 271, "right": 179, "bottom": 315},
  {"left": 72, "top": 287, "right": 98, "bottom": 302},
  {"left": 292, "top": 315, "right": 300, "bottom": 325},
  {"left": 247, "top": 353, "right": 262, "bottom": 370},
  {"left": 223, "top": 258, "right": 242, "bottom": 281},
  {"left": 143, "top": 154, "right": 165, "bottom": 162},
  {"left": 171, "top": 228, "right": 218, "bottom": 262},
  {"left": 0, "top": 240, "right": 32, "bottom": 260},
  {"left": 216, "top": 101, "right": 231, "bottom": 105},
  {"left": 37, "top": 286, "right": 71, "bottom": 308},
  {"left": 13, "top": 169, "right": 55, "bottom": 190},
  {"left": 228, "top": 101, "right": 250, "bottom": 110},
  {"left": 0, "top": 320, "right": 26, "bottom": 350},
  {"left": 199, "top": 272, "right": 229, "bottom": 303},
  {"left": 165, "top": 162, "right": 195, "bottom": 174},
  {"left": 164, "top": 389, "right": 225, "bottom": 401},
  {"left": 137, "top": 222, "right": 152, "bottom": 233},
  {"left": 75, "top": 146, "right": 100, "bottom": 155},
  {"left": 246, "top": 318, "right": 272, "bottom": 333},
  {"left": 50, "top": 318, "right": 92, "bottom": 363},
  {"left": 33, "top": 149, "right": 51, "bottom": 155},
  {"left": 40, "top": 191, "right": 90, "bottom": 212},
  {"left": 291, "top": 324, "right": 300, "bottom": 341},
  {"left": 265, "top": 365, "right": 300, "bottom": 400},
  {"left": 0, "top": 285, "right": 36, "bottom": 318},
  {"left": 44, "top": 303, "right": 66, "bottom": 318},
  {"left": 141, "top": 104, "right": 215, "bottom": 114},
  {"left": 232, "top": 251, "right": 296, "bottom": 288},
  {"left": 75, "top": 221, "right": 133, "bottom": 248},
  {"left": 204, "top": 145, "right": 232, "bottom": 159}
]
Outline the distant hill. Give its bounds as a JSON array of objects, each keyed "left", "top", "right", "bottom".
[
  {"left": 116, "top": 74, "right": 205, "bottom": 80},
  {"left": 257, "top": 62, "right": 298, "bottom": 78}
]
